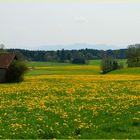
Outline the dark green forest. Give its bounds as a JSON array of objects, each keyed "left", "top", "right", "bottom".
[{"left": 7, "top": 48, "right": 127, "bottom": 63}]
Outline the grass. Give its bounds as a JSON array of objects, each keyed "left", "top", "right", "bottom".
[
  {"left": 89, "top": 59, "right": 127, "bottom": 66},
  {"left": 26, "top": 59, "right": 139, "bottom": 76},
  {"left": 26, "top": 66, "right": 100, "bottom": 76},
  {"left": 28, "top": 61, "right": 74, "bottom": 67},
  {"left": 26, "top": 60, "right": 102, "bottom": 76},
  {"left": 89, "top": 59, "right": 102, "bottom": 65},
  {"left": 109, "top": 67, "right": 140, "bottom": 75},
  {"left": 28, "top": 59, "right": 127, "bottom": 67},
  {"left": 1, "top": 59, "right": 140, "bottom": 139}
]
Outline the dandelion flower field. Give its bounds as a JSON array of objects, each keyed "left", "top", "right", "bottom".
[{"left": 0, "top": 64, "right": 140, "bottom": 139}]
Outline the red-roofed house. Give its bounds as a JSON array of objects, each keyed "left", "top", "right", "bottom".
[{"left": 0, "top": 53, "right": 18, "bottom": 82}]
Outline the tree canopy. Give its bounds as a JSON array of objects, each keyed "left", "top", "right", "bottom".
[
  {"left": 127, "top": 44, "right": 140, "bottom": 67},
  {"left": 7, "top": 48, "right": 127, "bottom": 62}
]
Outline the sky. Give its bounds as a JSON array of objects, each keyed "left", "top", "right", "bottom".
[{"left": 0, "top": 0, "right": 140, "bottom": 50}]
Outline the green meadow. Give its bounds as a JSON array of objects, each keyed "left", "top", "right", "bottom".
[
  {"left": 0, "top": 59, "right": 140, "bottom": 139},
  {"left": 26, "top": 59, "right": 130, "bottom": 76}
]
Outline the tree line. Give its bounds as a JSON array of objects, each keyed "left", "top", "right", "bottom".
[
  {"left": 127, "top": 44, "right": 140, "bottom": 67},
  {"left": 7, "top": 48, "right": 127, "bottom": 64}
]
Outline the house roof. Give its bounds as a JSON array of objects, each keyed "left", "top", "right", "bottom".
[{"left": 0, "top": 53, "right": 17, "bottom": 69}]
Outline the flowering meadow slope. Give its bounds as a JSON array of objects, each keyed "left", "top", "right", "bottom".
[{"left": 0, "top": 74, "right": 140, "bottom": 139}]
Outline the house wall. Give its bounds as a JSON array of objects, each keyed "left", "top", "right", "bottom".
[{"left": 0, "top": 69, "right": 6, "bottom": 83}]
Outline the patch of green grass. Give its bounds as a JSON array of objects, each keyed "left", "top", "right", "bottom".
[
  {"left": 89, "top": 59, "right": 102, "bottom": 66},
  {"left": 28, "top": 59, "right": 127, "bottom": 67},
  {"left": 26, "top": 60, "right": 104, "bottom": 76},
  {"left": 89, "top": 59, "right": 127, "bottom": 66},
  {"left": 27, "top": 61, "right": 74, "bottom": 67},
  {"left": 26, "top": 65, "right": 100, "bottom": 76},
  {"left": 109, "top": 67, "right": 140, "bottom": 75},
  {"left": 26, "top": 59, "right": 129, "bottom": 76}
]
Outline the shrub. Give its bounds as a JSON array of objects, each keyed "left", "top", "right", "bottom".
[
  {"left": 101, "top": 57, "right": 119, "bottom": 74},
  {"left": 6, "top": 60, "right": 28, "bottom": 83},
  {"left": 72, "top": 58, "right": 88, "bottom": 64}
]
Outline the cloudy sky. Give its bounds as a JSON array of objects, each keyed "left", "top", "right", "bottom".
[{"left": 0, "top": 0, "right": 140, "bottom": 50}]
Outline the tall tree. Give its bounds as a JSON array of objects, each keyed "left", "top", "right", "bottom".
[
  {"left": 127, "top": 44, "right": 140, "bottom": 67},
  {"left": 59, "top": 49, "right": 66, "bottom": 62}
]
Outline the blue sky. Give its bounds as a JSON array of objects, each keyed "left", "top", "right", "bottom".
[{"left": 0, "top": 0, "right": 140, "bottom": 50}]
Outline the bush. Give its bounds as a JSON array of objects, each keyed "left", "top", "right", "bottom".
[
  {"left": 6, "top": 60, "right": 28, "bottom": 83},
  {"left": 72, "top": 58, "right": 87, "bottom": 64},
  {"left": 101, "top": 57, "right": 119, "bottom": 74}
]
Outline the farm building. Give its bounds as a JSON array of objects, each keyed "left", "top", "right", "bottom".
[{"left": 0, "top": 53, "right": 18, "bottom": 83}]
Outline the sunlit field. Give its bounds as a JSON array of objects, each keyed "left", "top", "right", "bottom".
[
  {"left": 0, "top": 60, "right": 140, "bottom": 139},
  {"left": 27, "top": 59, "right": 127, "bottom": 76}
]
